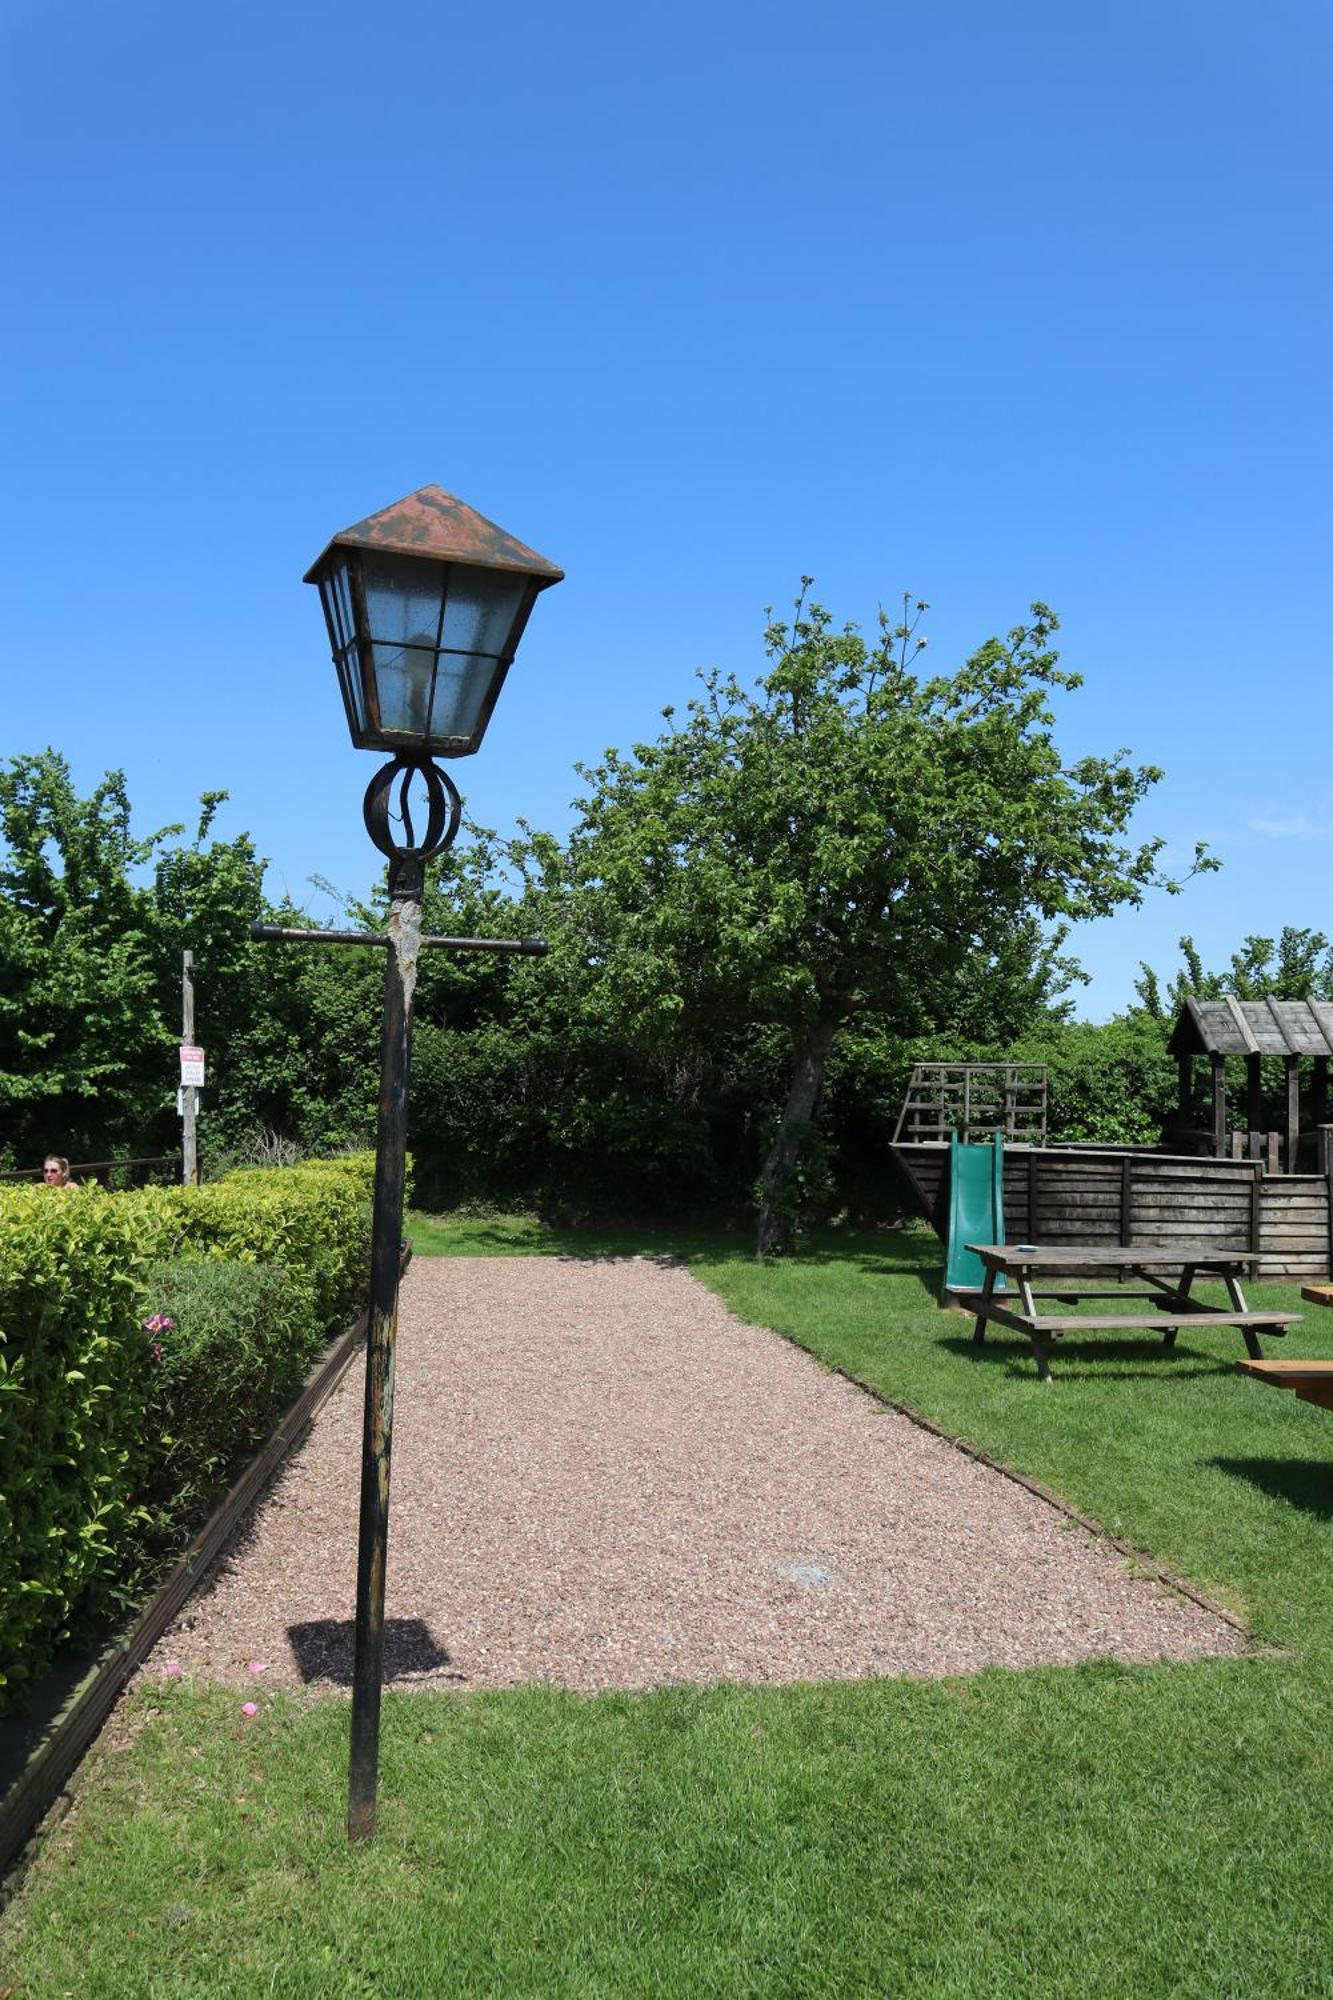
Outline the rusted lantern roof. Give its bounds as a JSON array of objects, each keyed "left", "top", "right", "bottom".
[{"left": 303, "top": 485, "right": 564, "bottom": 586}]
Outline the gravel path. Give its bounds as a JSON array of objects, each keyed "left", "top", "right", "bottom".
[{"left": 144, "top": 1256, "right": 1245, "bottom": 1695}]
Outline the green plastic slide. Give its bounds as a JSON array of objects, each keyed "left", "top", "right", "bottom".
[{"left": 944, "top": 1131, "right": 1005, "bottom": 1295}]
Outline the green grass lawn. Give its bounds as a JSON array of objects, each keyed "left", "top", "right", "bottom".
[{"left": 6, "top": 1217, "right": 1333, "bottom": 1997}]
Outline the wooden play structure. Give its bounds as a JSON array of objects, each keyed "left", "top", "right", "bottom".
[
  {"left": 1168, "top": 996, "right": 1333, "bottom": 1173},
  {"left": 892, "top": 1007, "right": 1333, "bottom": 1286}
]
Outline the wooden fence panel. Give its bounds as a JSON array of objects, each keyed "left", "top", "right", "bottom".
[
  {"left": 1258, "top": 1176, "right": 1330, "bottom": 1277},
  {"left": 890, "top": 1143, "right": 1331, "bottom": 1282}
]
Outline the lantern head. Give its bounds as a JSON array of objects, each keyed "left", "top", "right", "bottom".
[{"left": 305, "top": 486, "right": 563, "bottom": 757}]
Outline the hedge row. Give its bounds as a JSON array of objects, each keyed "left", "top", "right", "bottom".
[{"left": 0, "top": 1156, "right": 373, "bottom": 1712}]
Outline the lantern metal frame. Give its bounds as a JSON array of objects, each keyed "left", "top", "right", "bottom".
[{"left": 304, "top": 485, "right": 564, "bottom": 760}]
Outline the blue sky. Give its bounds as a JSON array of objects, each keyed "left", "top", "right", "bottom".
[{"left": 2, "top": 0, "right": 1329, "bottom": 1017}]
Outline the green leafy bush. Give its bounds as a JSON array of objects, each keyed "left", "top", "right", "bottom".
[
  {"left": 0, "top": 1190, "right": 156, "bottom": 1702},
  {"left": 137, "top": 1258, "right": 322, "bottom": 1549},
  {"left": 134, "top": 1154, "right": 374, "bottom": 1334},
  {"left": 0, "top": 1155, "right": 373, "bottom": 1712}
]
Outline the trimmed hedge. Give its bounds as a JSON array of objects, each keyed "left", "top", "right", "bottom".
[
  {"left": 0, "top": 1191, "right": 159, "bottom": 1707},
  {"left": 0, "top": 1155, "right": 372, "bottom": 1711},
  {"left": 132, "top": 1156, "right": 375, "bottom": 1335},
  {"left": 138, "top": 1258, "right": 325, "bottom": 1553}
]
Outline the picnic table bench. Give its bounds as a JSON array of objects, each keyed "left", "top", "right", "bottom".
[
  {"left": 1237, "top": 1359, "right": 1333, "bottom": 1411},
  {"left": 1240, "top": 1285, "right": 1333, "bottom": 1410},
  {"left": 966, "top": 1243, "right": 1301, "bottom": 1383}
]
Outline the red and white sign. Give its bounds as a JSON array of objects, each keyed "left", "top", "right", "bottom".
[{"left": 180, "top": 1045, "right": 206, "bottom": 1088}]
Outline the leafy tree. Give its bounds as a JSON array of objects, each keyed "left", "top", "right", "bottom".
[
  {"left": 0, "top": 752, "right": 175, "bottom": 1160},
  {"left": 0, "top": 750, "right": 369, "bottom": 1169},
  {"left": 1134, "top": 928, "right": 1333, "bottom": 1017},
  {"left": 562, "top": 592, "right": 1209, "bottom": 1252}
]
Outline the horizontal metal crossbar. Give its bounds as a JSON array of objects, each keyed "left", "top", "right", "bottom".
[{"left": 251, "top": 923, "right": 547, "bottom": 955}]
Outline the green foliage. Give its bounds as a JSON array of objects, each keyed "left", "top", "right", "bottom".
[
  {"left": 0, "top": 1189, "right": 157, "bottom": 1701},
  {"left": 0, "top": 754, "right": 173, "bottom": 1156},
  {"left": 556, "top": 591, "right": 1204, "bottom": 1245},
  {"left": 1019, "top": 1021, "right": 1177, "bottom": 1144},
  {"left": 137, "top": 1258, "right": 322, "bottom": 1548},
  {"left": 1135, "top": 927, "right": 1333, "bottom": 1017},
  {"left": 0, "top": 750, "right": 272, "bottom": 1165},
  {"left": 0, "top": 622, "right": 1225, "bottom": 1243},
  {"left": 0, "top": 749, "right": 385, "bottom": 1173},
  {"left": 134, "top": 1154, "right": 374, "bottom": 1334},
  {"left": 0, "top": 1157, "right": 372, "bottom": 1712}
]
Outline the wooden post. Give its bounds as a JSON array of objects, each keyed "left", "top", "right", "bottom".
[
  {"left": 181, "top": 951, "right": 197, "bottom": 1187},
  {"left": 1211, "top": 1054, "right": 1227, "bottom": 1159},
  {"left": 1027, "top": 1149, "right": 1038, "bottom": 1244},
  {"left": 1177, "top": 1053, "right": 1193, "bottom": 1116},
  {"left": 1322, "top": 1127, "right": 1333, "bottom": 1279},
  {"left": 1314, "top": 1058, "right": 1329, "bottom": 1131},
  {"left": 1285, "top": 1055, "right": 1301, "bottom": 1174},
  {"left": 1246, "top": 1053, "right": 1262, "bottom": 1149},
  {"left": 1119, "top": 1154, "right": 1132, "bottom": 1246}
]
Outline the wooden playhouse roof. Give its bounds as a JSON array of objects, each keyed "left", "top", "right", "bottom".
[{"left": 1169, "top": 996, "right": 1333, "bottom": 1059}]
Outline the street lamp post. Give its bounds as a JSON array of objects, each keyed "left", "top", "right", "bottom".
[{"left": 259, "top": 487, "right": 562, "bottom": 1840}]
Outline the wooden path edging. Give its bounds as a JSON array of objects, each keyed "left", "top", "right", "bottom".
[{"left": 0, "top": 1277, "right": 386, "bottom": 1886}]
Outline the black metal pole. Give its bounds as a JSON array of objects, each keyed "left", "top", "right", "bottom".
[
  {"left": 249, "top": 753, "right": 538, "bottom": 1843},
  {"left": 347, "top": 882, "right": 421, "bottom": 1841}
]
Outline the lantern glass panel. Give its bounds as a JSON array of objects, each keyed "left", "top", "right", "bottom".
[
  {"left": 368, "top": 641, "right": 439, "bottom": 741},
  {"left": 357, "top": 552, "right": 441, "bottom": 742},
  {"left": 337, "top": 654, "right": 369, "bottom": 737},
  {"left": 440, "top": 570, "right": 530, "bottom": 661},
  {"left": 329, "top": 564, "right": 357, "bottom": 653},
  {"left": 360, "top": 553, "right": 445, "bottom": 654}
]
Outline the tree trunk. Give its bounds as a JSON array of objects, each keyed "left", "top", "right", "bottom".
[{"left": 755, "top": 1014, "right": 841, "bottom": 1256}]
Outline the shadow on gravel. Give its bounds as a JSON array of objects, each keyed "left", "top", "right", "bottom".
[{"left": 287, "top": 1617, "right": 459, "bottom": 1684}]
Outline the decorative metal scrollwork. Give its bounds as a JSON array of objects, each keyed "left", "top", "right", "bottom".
[{"left": 362, "top": 755, "right": 462, "bottom": 897}]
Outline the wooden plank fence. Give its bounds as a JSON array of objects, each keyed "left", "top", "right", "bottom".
[{"left": 891, "top": 1143, "right": 1331, "bottom": 1280}]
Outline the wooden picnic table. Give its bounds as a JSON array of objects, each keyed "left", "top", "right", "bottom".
[
  {"left": 966, "top": 1243, "right": 1300, "bottom": 1383},
  {"left": 1237, "top": 1358, "right": 1333, "bottom": 1411}
]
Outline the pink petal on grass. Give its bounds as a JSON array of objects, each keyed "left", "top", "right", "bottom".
[
  {"left": 159, "top": 1663, "right": 182, "bottom": 1677},
  {"left": 240, "top": 1702, "right": 259, "bottom": 1717},
  {"left": 247, "top": 1661, "right": 268, "bottom": 1675}
]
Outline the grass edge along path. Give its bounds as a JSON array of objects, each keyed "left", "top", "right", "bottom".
[{"left": 5, "top": 1214, "right": 1333, "bottom": 1997}]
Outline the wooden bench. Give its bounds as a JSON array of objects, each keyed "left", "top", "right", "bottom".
[
  {"left": 966, "top": 1243, "right": 1301, "bottom": 1383},
  {"left": 1239, "top": 1359, "right": 1333, "bottom": 1412}
]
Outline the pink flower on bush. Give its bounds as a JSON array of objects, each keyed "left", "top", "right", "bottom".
[{"left": 143, "top": 1312, "right": 176, "bottom": 1364}]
